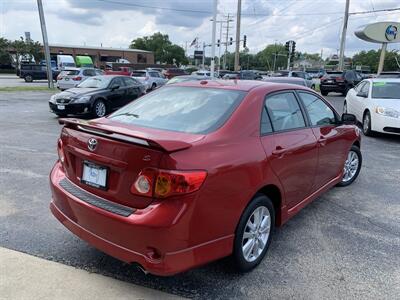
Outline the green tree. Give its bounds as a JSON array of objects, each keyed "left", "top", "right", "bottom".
[
  {"left": 0, "top": 38, "right": 11, "bottom": 65},
  {"left": 352, "top": 49, "right": 400, "bottom": 72},
  {"left": 256, "top": 44, "right": 287, "bottom": 71},
  {"left": 130, "top": 32, "right": 187, "bottom": 66}
]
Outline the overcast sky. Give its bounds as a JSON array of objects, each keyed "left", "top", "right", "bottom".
[{"left": 1, "top": 0, "right": 399, "bottom": 58}]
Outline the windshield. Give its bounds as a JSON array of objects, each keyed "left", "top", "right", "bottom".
[
  {"left": 64, "top": 70, "right": 79, "bottom": 76},
  {"left": 108, "top": 86, "right": 246, "bottom": 134},
  {"left": 372, "top": 82, "right": 400, "bottom": 99},
  {"left": 77, "top": 76, "right": 111, "bottom": 88}
]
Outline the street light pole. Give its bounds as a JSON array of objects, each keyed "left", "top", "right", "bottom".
[
  {"left": 37, "top": 0, "right": 53, "bottom": 89},
  {"left": 210, "top": 0, "right": 217, "bottom": 78},
  {"left": 338, "top": 0, "right": 350, "bottom": 71},
  {"left": 234, "top": 0, "right": 242, "bottom": 71}
]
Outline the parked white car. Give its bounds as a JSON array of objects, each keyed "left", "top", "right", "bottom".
[
  {"left": 344, "top": 78, "right": 400, "bottom": 136},
  {"left": 57, "top": 68, "right": 103, "bottom": 90},
  {"left": 131, "top": 70, "right": 167, "bottom": 91}
]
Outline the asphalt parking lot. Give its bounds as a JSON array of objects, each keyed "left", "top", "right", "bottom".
[
  {"left": 1, "top": 90, "right": 399, "bottom": 299},
  {"left": 0, "top": 74, "right": 50, "bottom": 87}
]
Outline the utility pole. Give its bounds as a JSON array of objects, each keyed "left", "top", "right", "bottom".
[
  {"left": 218, "top": 20, "right": 223, "bottom": 74},
  {"left": 202, "top": 42, "right": 206, "bottom": 68},
  {"left": 37, "top": 0, "right": 53, "bottom": 88},
  {"left": 234, "top": 0, "right": 242, "bottom": 71},
  {"left": 210, "top": 0, "right": 217, "bottom": 78},
  {"left": 222, "top": 14, "right": 233, "bottom": 70},
  {"left": 338, "top": 0, "right": 350, "bottom": 71}
]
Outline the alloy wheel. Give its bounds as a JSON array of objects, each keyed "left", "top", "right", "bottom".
[
  {"left": 342, "top": 150, "right": 359, "bottom": 183},
  {"left": 95, "top": 101, "right": 106, "bottom": 117},
  {"left": 363, "top": 114, "right": 370, "bottom": 133},
  {"left": 242, "top": 206, "right": 271, "bottom": 262}
]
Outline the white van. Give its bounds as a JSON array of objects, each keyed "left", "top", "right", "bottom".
[{"left": 57, "top": 55, "right": 76, "bottom": 70}]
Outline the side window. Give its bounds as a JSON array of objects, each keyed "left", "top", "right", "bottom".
[
  {"left": 83, "top": 69, "right": 96, "bottom": 76},
  {"left": 360, "top": 82, "right": 370, "bottom": 96},
  {"left": 355, "top": 81, "right": 365, "bottom": 92},
  {"left": 150, "top": 72, "right": 159, "bottom": 78},
  {"left": 110, "top": 77, "right": 125, "bottom": 88},
  {"left": 299, "top": 92, "right": 336, "bottom": 126},
  {"left": 265, "top": 92, "right": 306, "bottom": 131},
  {"left": 122, "top": 77, "right": 138, "bottom": 87},
  {"left": 260, "top": 105, "right": 273, "bottom": 135}
]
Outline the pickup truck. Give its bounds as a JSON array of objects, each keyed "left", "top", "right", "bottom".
[
  {"left": 19, "top": 64, "right": 59, "bottom": 82},
  {"left": 104, "top": 67, "right": 132, "bottom": 76}
]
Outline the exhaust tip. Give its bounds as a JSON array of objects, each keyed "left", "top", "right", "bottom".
[{"left": 132, "top": 262, "right": 148, "bottom": 275}]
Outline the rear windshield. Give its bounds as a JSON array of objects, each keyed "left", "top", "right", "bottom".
[
  {"left": 64, "top": 70, "right": 80, "bottom": 76},
  {"left": 372, "top": 82, "right": 400, "bottom": 99},
  {"left": 132, "top": 71, "right": 146, "bottom": 77},
  {"left": 109, "top": 86, "right": 246, "bottom": 134}
]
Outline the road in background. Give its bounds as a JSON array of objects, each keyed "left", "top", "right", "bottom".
[{"left": 1, "top": 91, "right": 399, "bottom": 299}]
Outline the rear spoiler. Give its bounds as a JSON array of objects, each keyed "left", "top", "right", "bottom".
[{"left": 59, "top": 118, "right": 192, "bottom": 152}]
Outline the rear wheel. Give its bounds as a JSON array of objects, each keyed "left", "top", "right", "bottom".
[
  {"left": 24, "top": 75, "right": 33, "bottom": 82},
  {"left": 92, "top": 99, "right": 107, "bottom": 118},
  {"left": 337, "top": 145, "right": 362, "bottom": 187},
  {"left": 233, "top": 194, "right": 274, "bottom": 272},
  {"left": 151, "top": 83, "right": 156, "bottom": 90},
  {"left": 362, "top": 111, "right": 374, "bottom": 136}
]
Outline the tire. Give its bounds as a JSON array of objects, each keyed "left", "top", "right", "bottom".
[
  {"left": 92, "top": 99, "right": 107, "bottom": 118},
  {"left": 233, "top": 194, "right": 275, "bottom": 272},
  {"left": 321, "top": 90, "right": 328, "bottom": 96},
  {"left": 151, "top": 83, "right": 156, "bottom": 90},
  {"left": 337, "top": 145, "right": 362, "bottom": 187},
  {"left": 24, "top": 75, "right": 33, "bottom": 82},
  {"left": 362, "top": 111, "right": 374, "bottom": 136}
]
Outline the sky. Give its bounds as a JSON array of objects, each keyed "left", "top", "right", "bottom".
[{"left": 1, "top": 0, "right": 399, "bottom": 59}]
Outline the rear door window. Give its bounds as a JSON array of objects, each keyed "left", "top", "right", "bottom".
[
  {"left": 265, "top": 92, "right": 306, "bottom": 131},
  {"left": 83, "top": 69, "right": 96, "bottom": 76},
  {"left": 108, "top": 86, "right": 246, "bottom": 134},
  {"left": 132, "top": 71, "right": 146, "bottom": 77}
]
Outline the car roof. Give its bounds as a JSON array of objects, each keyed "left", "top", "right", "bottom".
[
  {"left": 172, "top": 79, "right": 310, "bottom": 92},
  {"left": 264, "top": 77, "right": 306, "bottom": 82},
  {"left": 367, "top": 78, "right": 400, "bottom": 82}
]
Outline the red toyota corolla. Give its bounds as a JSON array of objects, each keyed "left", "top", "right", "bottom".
[{"left": 50, "top": 80, "right": 362, "bottom": 276}]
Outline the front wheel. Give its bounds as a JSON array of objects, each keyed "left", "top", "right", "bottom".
[
  {"left": 233, "top": 194, "right": 274, "bottom": 272},
  {"left": 24, "top": 75, "right": 33, "bottom": 82},
  {"left": 337, "top": 145, "right": 362, "bottom": 187},
  {"left": 362, "top": 111, "right": 374, "bottom": 136},
  {"left": 92, "top": 99, "right": 107, "bottom": 118},
  {"left": 321, "top": 90, "right": 328, "bottom": 96}
]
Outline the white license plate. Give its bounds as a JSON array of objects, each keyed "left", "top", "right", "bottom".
[
  {"left": 327, "top": 80, "right": 333, "bottom": 83},
  {"left": 65, "top": 78, "right": 70, "bottom": 81},
  {"left": 57, "top": 105, "right": 65, "bottom": 110},
  {"left": 82, "top": 161, "right": 107, "bottom": 189}
]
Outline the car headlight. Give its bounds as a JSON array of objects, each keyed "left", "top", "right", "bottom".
[
  {"left": 71, "top": 96, "right": 91, "bottom": 103},
  {"left": 375, "top": 106, "right": 400, "bottom": 118},
  {"left": 50, "top": 95, "right": 57, "bottom": 103}
]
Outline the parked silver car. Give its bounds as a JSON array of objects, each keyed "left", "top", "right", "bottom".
[
  {"left": 57, "top": 68, "right": 103, "bottom": 90},
  {"left": 274, "top": 70, "right": 315, "bottom": 89},
  {"left": 131, "top": 70, "right": 167, "bottom": 91}
]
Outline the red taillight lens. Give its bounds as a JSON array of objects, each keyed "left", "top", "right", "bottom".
[
  {"left": 72, "top": 76, "right": 82, "bottom": 81},
  {"left": 131, "top": 169, "right": 207, "bottom": 198},
  {"left": 57, "top": 139, "right": 65, "bottom": 164},
  {"left": 336, "top": 77, "right": 344, "bottom": 82},
  {"left": 57, "top": 75, "right": 62, "bottom": 80},
  {"left": 320, "top": 76, "right": 326, "bottom": 81}
]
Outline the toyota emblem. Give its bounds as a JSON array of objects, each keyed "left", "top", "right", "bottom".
[{"left": 87, "top": 138, "right": 98, "bottom": 151}]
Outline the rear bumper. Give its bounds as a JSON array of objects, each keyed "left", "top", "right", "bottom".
[
  {"left": 320, "top": 83, "right": 346, "bottom": 92},
  {"left": 57, "top": 82, "right": 77, "bottom": 90},
  {"left": 49, "top": 163, "right": 233, "bottom": 276}
]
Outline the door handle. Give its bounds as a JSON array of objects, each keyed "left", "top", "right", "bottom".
[
  {"left": 272, "top": 146, "right": 286, "bottom": 158},
  {"left": 318, "top": 137, "right": 327, "bottom": 146}
]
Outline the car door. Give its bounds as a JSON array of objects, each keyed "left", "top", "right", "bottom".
[
  {"left": 108, "top": 77, "right": 127, "bottom": 109},
  {"left": 354, "top": 81, "right": 370, "bottom": 121},
  {"left": 260, "top": 91, "right": 318, "bottom": 208},
  {"left": 122, "top": 77, "right": 141, "bottom": 104},
  {"left": 297, "top": 91, "right": 348, "bottom": 189},
  {"left": 346, "top": 81, "right": 365, "bottom": 119}
]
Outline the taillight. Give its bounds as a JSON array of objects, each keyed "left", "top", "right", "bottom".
[
  {"left": 336, "top": 77, "right": 344, "bottom": 82},
  {"left": 72, "top": 76, "right": 82, "bottom": 81},
  {"left": 320, "top": 76, "right": 326, "bottom": 81},
  {"left": 57, "top": 75, "right": 62, "bottom": 80},
  {"left": 131, "top": 169, "right": 207, "bottom": 198},
  {"left": 57, "top": 139, "right": 65, "bottom": 164}
]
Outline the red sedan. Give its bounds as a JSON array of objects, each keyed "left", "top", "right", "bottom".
[{"left": 50, "top": 80, "right": 362, "bottom": 276}]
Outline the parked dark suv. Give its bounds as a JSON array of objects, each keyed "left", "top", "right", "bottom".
[
  {"left": 19, "top": 64, "right": 59, "bottom": 82},
  {"left": 320, "top": 70, "right": 362, "bottom": 96}
]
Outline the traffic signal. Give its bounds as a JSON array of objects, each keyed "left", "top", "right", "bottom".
[
  {"left": 230, "top": 37, "right": 233, "bottom": 45},
  {"left": 217, "top": 39, "right": 220, "bottom": 47},
  {"left": 291, "top": 41, "right": 296, "bottom": 55},
  {"left": 285, "top": 41, "right": 290, "bottom": 53},
  {"left": 243, "top": 35, "right": 247, "bottom": 48}
]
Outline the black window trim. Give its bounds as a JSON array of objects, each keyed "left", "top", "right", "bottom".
[
  {"left": 260, "top": 90, "right": 309, "bottom": 136},
  {"left": 295, "top": 90, "right": 341, "bottom": 128}
]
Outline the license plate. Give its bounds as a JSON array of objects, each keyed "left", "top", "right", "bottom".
[
  {"left": 82, "top": 161, "right": 108, "bottom": 189},
  {"left": 65, "top": 78, "right": 70, "bottom": 81},
  {"left": 327, "top": 80, "right": 333, "bottom": 83},
  {"left": 57, "top": 105, "right": 65, "bottom": 110}
]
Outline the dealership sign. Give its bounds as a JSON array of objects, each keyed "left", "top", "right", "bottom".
[{"left": 355, "top": 22, "right": 400, "bottom": 43}]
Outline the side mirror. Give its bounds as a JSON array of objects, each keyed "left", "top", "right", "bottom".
[
  {"left": 341, "top": 113, "right": 357, "bottom": 125},
  {"left": 356, "top": 91, "right": 367, "bottom": 98},
  {"left": 111, "top": 85, "right": 120, "bottom": 91}
]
